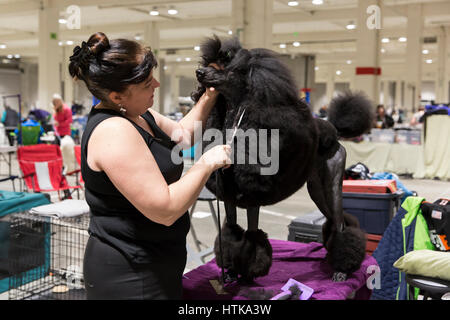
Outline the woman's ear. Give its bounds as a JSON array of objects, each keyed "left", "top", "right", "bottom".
[{"left": 108, "top": 91, "right": 123, "bottom": 105}]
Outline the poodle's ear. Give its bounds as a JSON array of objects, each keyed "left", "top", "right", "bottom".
[
  {"left": 200, "top": 35, "right": 222, "bottom": 66},
  {"left": 227, "top": 48, "right": 251, "bottom": 72}
]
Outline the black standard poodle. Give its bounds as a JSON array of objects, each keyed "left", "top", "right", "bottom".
[{"left": 191, "top": 36, "right": 374, "bottom": 283}]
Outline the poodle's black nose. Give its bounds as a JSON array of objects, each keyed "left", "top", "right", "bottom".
[{"left": 196, "top": 68, "right": 206, "bottom": 81}]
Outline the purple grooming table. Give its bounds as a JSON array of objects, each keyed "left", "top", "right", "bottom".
[{"left": 182, "top": 239, "right": 378, "bottom": 300}]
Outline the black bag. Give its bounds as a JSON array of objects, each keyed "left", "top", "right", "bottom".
[
  {"left": 421, "top": 198, "right": 450, "bottom": 251},
  {"left": 344, "top": 162, "right": 372, "bottom": 180}
]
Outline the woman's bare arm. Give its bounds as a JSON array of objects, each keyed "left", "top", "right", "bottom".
[{"left": 87, "top": 116, "right": 227, "bottom": 226}]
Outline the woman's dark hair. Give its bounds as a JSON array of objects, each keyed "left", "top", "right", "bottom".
[{"left": 69, "top": 32, "right": 158, "bottom": 103}]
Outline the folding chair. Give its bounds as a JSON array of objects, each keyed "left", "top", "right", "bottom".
[
  {"left": 186, "top": 187, "right": 220, "bottom": 265},
  {"left": 17, "top": 144, "right": 82, "bottom": 201},
  {"left": 406, "top": 274, "right": 450, "bottom": 300}
]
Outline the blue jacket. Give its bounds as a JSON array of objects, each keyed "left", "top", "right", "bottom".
[{"left": 371, "top": 197, "right": 434, "bottom": 300}]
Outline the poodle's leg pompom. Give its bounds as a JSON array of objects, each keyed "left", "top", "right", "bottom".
[
  {"left": 214, "top": 222, "right": 245, "bottom": 280},
  {"left": 326, "top": 226, "right": 367, "bottom": 278},
  {"left": 234, "top": 229, "right": 273, "bottom": 283}
]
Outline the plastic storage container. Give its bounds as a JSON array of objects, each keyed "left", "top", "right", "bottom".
[
  {"left": 342, "top": 191, "right": 403, "bottom": 235},
  {"left": 287, "top": 210, "right": 326, "bottom": 244},
  {"left": 288, "top": 212, "right": 384, "bottom": 256},
  {"left": 408, "top": 130, "right": 421, "bottom": 145},
  {"left": 395, "top": 130, "right": 409, "bottom": 144},
  {"left": 370, "top": 129, "right": 395, "bottom": 143}
]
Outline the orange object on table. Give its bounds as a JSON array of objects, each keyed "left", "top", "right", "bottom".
[{"left": 343, "top": 179, "right": 397, "bottom": 194}]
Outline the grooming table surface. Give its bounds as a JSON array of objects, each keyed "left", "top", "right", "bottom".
[{"left": 182, "top": 239, "right": 378, "bottom": 300}]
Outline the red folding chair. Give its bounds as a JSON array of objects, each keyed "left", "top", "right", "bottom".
[
  {"left": 17, "top": 144, "right": 82, "bottom": 200},
  {"left": 74, "top": 145, "right": 83, "bottom": 184}
]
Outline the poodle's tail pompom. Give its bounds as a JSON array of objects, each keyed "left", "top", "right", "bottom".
[
  {"left": 327, "top": 90, "right": 374, "bottom": 138},
  {"left": 326, "top": 226, "right": 367, "bottom": 275}
]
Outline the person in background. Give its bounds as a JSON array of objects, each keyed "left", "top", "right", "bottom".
[
  {"left": 1, "top": 105, "right": 19, "bottom": 146},
  {"left": 391, "top": 109, "right": 403, "bottom": 125},
  {"left": 410, "top": 105, "right": 425, "bottom": 129},
  {"left": 52, "top": 94, "right": 73, "bottom": 139},
  {"left": 318, "top": 105, "right": 328, "bottom": 119},
  {"left": 29, "top": 108, "right": 53, "bottom": 133},
  {"left": 374, "top": 104, "right": 394, "bottom": 129}
]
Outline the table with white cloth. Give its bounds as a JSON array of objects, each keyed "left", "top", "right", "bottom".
[
  {"left": 0, "top": 145, "right": 17, "bottom": 177},
  {"left": 340, "top": 115, "right": 450, "bottom": 180}
]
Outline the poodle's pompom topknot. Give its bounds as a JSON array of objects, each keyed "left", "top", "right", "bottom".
[{"left": 327, "top": 90, "right": 374, "bottom": 138}]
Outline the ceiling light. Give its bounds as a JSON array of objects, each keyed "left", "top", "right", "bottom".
[
  {"left": 150, "top": 7, "right": 159, "bottom": 16},
  {"left": 0, "top": 44, "right": 6, "bottom": 49},
  {"left": 398, "top": 37, "right": 407, "bottom": 42},
  {"left": 279, "top": 43, "right": 287, "bottom": 49},
  {"left": 185, "top": 57, "right": 191, "bottom": 62},
  {"left": 381, "top": 48, "right": 386, "bottom": 53},
  {"left": 312, "top": 0, "right": 324, "bottom": 5},
  {"left": 346, "top": 22, "right": 356, "bottom": 30},
  {"left": 14, "top": 54, "right": 20, "bottom": 59},
  {"left": 7, "top": 54, "right": 13, "bottom": 59},
  {"left": 381, "top": 38, "right": 390, "bottom": 43},
  {"left": 422, "top": 49, "right": 429, "bottom": 54},
  {"left": 66, "top": 40, "right": 74, "bottom": 45},
  {"left": 58, "top": 41, "right": 63, "bottom": 46},
  {"left": 426, "top": 59, "right": 433, "bottom": 64},
  {"left": 176, "top": 58, "right": 181, "bottom": 62},
  {"left": 293, "top": 41, "right": 301, "bottom": 47},
  {"left": 163, "top": 66, "right": 168, "bottom": 70},
  {"left": 288, "top": 1, "right": 299, "bottom": 6},
  {"left": 336, "top": 70, "right": 342, "bottom": 75},
  {"left": 314, "top": 66, "right": 319, "bottom": 71},
  {"left": 58, "top": 18, "right": 67, "bottom": 24},
  {"left": 228, "top": 30, "right": 233, "bottom": 35},
  {"left": 194, "top": 46, "right": 200, "bottom": 51},
  {"left": 134, "top": 35, "right": 142, "bottom": 41},
  {"left": 168, "top": 7, "right": 178, "bottom": 15},
  {"left": 346, "top": 60, "right": 352, "bottom": 64}
]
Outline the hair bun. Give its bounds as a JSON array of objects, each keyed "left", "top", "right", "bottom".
[{"left": 87, "top": 32, "right": 110, "bottom": 56}]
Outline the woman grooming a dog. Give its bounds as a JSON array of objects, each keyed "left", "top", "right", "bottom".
[{"left": 69, "top": 32, "right": 231, "bottom": 299}]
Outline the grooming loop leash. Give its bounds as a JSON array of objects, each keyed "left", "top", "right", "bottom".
[{"left": 215, "top": 105, "right": 247, "bottom": 286}]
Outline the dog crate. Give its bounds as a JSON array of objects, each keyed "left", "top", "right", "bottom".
[
  {"left": 0, "top": 214, "right": 51, "bottom": 294},
  {"left": 7, "top": 212, "right": 89, "bottom": 300}
]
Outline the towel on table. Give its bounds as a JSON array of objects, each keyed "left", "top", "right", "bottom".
[{"left": 29, "top": 199, "right": 89, "bottom": 218}]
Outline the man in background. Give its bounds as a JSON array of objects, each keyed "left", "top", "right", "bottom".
[{"left": 1, "top": 105, "right": 19, "bottom": 146}]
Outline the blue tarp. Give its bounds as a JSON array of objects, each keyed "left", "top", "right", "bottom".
[{"left": 0, "top": 190, "right": 50, "bottom": 217}]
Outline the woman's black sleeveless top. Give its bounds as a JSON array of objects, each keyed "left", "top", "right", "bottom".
[{"left": 81, "top": 107, "right": 189, "bottom": 264}]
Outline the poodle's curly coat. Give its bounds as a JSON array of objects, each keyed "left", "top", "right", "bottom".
[{"left": 192, "top": 35, "right": 373, "bottom": 282}]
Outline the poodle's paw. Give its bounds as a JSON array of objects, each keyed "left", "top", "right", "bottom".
[
  {"left": 234, "top": 229, "right": 273, "bottom": 282},
  {"left": 326, "top": 226, "right": 366, "bottom": 276},
  {"left": 331, "top": 272, "right": 348, "bottom": 282},
  {"left": 223, "top": 270, "right": 238, "bottom": 283},
  {"left": 214, "top": 222, "right": 245, "bottom": 269}
]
